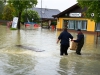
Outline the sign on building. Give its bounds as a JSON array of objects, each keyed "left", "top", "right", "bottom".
[{"left": 69, "top": 13, "right": 82, "bottom": 17}]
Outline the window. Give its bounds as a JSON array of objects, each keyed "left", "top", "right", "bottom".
[
  {"left": 63, "top": 20, "right": 68, "bottom": 28},
  {"left": 63, "top": 20, "right": 87, "bottom": 30},
  {"left": 75, "top": 20, "right": 82, "bottom": 30},
  {"left": 96, "top": 22, "right": 100, "bottom": 31},
  {"left": 82, "top": 21, "right": 87, "bottom": 30},
  {"left": 68, "top": 20, "right": 74, "bottom": 29}
]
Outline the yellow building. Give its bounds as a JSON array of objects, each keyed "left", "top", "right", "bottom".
[{"left": 53, "top": 4, "right": 100, "bottom": 32}]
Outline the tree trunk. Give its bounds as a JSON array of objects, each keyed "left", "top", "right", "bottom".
[{"left": 17, "top": 11, "right": 22, "bottom": 30}]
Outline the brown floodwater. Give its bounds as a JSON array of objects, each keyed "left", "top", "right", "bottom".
[{"left": 0, "top": 25, "right": 100, "bottom": 75}]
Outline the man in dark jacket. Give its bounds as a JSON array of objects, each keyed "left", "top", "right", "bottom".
[
  {"left": 74, "top": 29, "right": 84, "bottom": 55},
  {"left": 57, "top": 28, "right": 73, "bottom": 56}
]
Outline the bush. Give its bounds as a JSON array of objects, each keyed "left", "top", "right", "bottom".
[
  {"left": 51, "top": 21, "right": 57, "bottom": 26},
  {"left": 10, "top": 28, "right": 17, "bottom": 30}
]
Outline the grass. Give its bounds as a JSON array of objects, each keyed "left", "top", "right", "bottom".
[{"left": 10, "top": 28, "right": 17, "bottom": 30}]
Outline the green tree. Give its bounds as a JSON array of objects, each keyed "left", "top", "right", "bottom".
[
  {"left": 51, "top": 21, "right": 57, "bottom": 26},
  {"left": 77, "top": 0, "right": 100, "bottom": 23},
  {"left": 2, "top": 5, "right": 15, "bottom": 20},
  {"left": 8, "top": 0, "right": 37, "bottom": 29},
  {"left": 21, "top": 10, "right": 40, "bottom": 23},
  {"left": 0, "top": 1, "right": 5, "bottom": 19}
]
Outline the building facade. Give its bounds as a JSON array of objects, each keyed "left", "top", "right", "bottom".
[
  {"left": 53, "top": 4, "right": 100, "bottom": 32},
  {"left": 32, "top": 8, "right": 60, "bottom": 28}
]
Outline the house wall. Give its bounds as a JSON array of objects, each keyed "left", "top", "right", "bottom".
[
  {"left": 87, "top": 19, "right": 95, "bottom": 32},
  {"left": 57, "top": 17, "right": 96, "bottom": 32},
  {"left": 57, "top": 18, "right": 63, "bottom": 30}
]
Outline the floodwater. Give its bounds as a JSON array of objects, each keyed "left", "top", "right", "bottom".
[{"left": 0, "top": 25, "right": 100, "bottom": 75}]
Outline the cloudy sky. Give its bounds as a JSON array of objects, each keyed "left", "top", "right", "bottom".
[{"left": 36, "top": 0, "right": 77, "bottom": 11}]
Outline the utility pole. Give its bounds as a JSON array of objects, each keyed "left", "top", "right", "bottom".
[{"left": 41, "top": 0, "right": 42, "bottom": 28}]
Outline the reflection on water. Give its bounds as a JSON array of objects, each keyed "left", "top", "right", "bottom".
[
  {"left": 1, "top": 54, "right": 36, "bottom": 75},
  {"left": 0, "top": 25, "right": 100, "bottom": 75}
]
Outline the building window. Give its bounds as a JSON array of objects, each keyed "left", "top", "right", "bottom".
[
  {"left": 75, "top": 20, "right": 82, "bottom": 30},
  {"left": 96, "top": 22, "right": 100, "bottom": 31},
  {"left": 68, "top": 20, "right": 74, "bottom": 29},
  {"left": 63, "top": 20, "right": 87, "bottom": 30},
  {"left": 82, "top": 20, "right": 87, "bottom": 30},
  {"left": 63, "top": 20, "right": 68, "bottom": 28},
  {"left": 75, "top": 20, "right": 87, "bottom": 30}
]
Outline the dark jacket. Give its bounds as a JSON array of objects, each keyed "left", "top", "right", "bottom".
[
  {"left": 58, "top": 31, "right": 73, "bottom": 46},
  {"left": 74, "top": 32, "right": 84, "bottom": 45}
]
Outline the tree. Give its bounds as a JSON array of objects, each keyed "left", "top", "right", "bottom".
[
  {"left": 2, "top": 5, "right": 15, "bottom": 20},
  {"left": 8, "top": 0, "right": 37, "bottom": 29},
  {"left": 0, "top": 1, "right": 5, "bottom": 19},
  {"left": 21, "top": 10, "right": 40, "bottom": 23},
  {"left": 51, "top": 21, "right": 57, "bottom": 26},
  {"left": 77, "top": 0, "right": 100, "bottom": 23}
]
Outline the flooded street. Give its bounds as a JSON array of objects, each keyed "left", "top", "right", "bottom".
[{"left": 0, "top": 25, "right": 100, "bottom": 75}]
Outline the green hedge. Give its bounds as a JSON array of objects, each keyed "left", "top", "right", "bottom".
[{"left": 10, "top": 28, "right": 17, "bottom": 30}]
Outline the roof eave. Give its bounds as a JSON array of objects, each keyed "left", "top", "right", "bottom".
[{"left": 53, "top": 3, "right": 79, "bottom": 18}]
